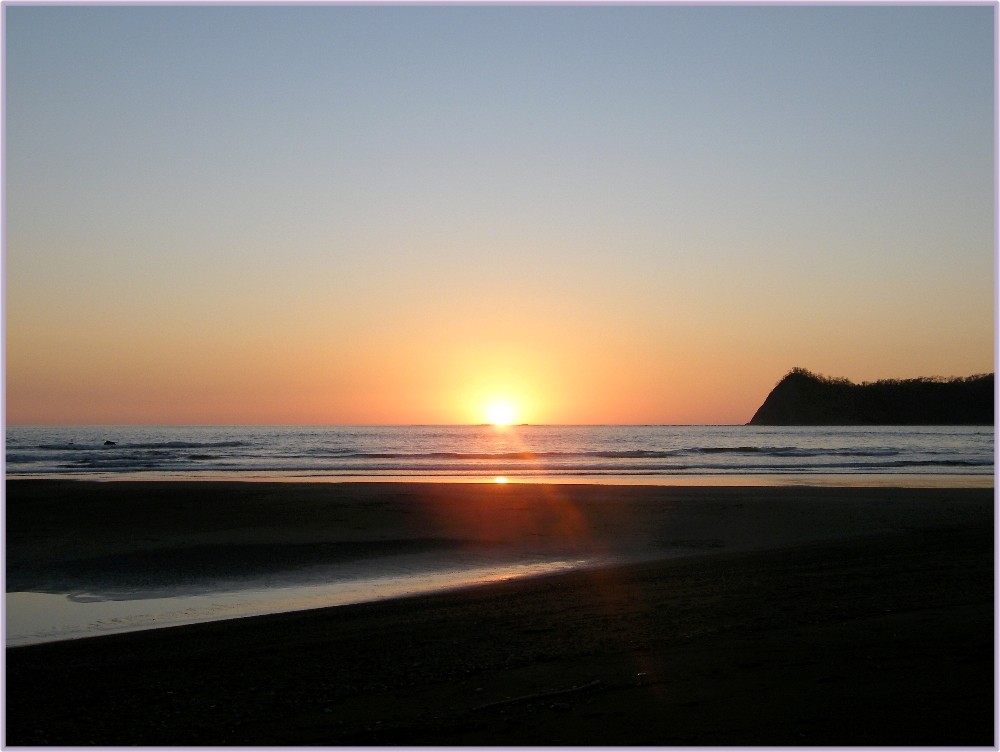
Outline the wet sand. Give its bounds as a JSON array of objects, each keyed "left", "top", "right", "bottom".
[{"left": 4, "top": 480, "right": 995, "bottom": 745}]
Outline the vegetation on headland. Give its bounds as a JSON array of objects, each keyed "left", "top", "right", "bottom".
[{"left": 747, "top": 368, "right": 994, "bottom": 425}]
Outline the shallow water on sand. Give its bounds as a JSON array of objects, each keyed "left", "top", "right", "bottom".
[{"left": 6, "top": 554, "right": 594, "bottom": 646}]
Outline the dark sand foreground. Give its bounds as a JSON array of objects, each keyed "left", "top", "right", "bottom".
[{"left": 5, "top": 480, "right": 995, "bottom": 745}]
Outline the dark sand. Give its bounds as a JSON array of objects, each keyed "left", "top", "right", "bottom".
[{"left": 4, "top": 480, "right": 995, "bottom": 745}]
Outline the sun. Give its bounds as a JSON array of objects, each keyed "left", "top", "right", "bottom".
[{"left": 485, "top": 401, "right": 517, "bottom": 427}]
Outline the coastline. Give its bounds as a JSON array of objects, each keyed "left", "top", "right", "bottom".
[
  {"left": 5, "top": 480, "right": 995, "bottom": 745},
  {"left": 7, "top": 471, "right": 994, "bottom": 487}
]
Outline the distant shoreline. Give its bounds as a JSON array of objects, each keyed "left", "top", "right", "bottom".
[{"left": 5, "top": 471, "right": 995, "bottom": 487}]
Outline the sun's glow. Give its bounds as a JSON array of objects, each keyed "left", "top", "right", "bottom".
[
  {"left": 485, "top": 401, "right": 517, "bottom": 426},
  {"left": 494, "top": 476, "right": 509, "bottom": 484}
]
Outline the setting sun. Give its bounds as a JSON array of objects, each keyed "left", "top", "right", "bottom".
[{"left": 485, "top": 401, "right": 517, "bottom": 426}]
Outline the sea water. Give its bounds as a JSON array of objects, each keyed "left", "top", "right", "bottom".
[
  {"left": 5, "top": 424, "right": 994, "bottom": 482},
  {"left": 6, "top": 555, "right": 594, "bottom": 647}
]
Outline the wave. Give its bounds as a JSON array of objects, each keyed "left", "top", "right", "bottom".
[
  {"left": 272, "top": 447, "right": 903, "bottom": 461},
  {"left": 36, "top": 441, "right": 249, "bottom": 451},
  {"left": 30, "top": 456, "right": 992, "bottom": 475},
  {"left": 25, "top": 444, "right": 956, "bottom": 463},
  {"left": 694, "top": 446, "right": 899, "bottom": 457},
  {"left": 21, "top": 448, "right": 988, "bottom": 472}
]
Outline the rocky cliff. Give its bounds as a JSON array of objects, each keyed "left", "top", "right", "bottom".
[{"left": 747, "top": 368, "right": 994, "bottom": 425}]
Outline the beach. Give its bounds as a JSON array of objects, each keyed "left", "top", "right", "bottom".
[{"left": 4, "top": 480, "right": 994, "bottom": 745}]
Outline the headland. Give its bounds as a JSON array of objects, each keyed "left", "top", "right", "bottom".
[{"left": 748, "top": 368, "right": 994, "bottom": 425}]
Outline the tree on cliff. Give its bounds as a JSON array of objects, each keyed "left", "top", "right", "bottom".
[{"left": 748, "top": 369, "right": 993, "bottom": 425}]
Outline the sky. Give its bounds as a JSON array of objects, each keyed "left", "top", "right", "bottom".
[{"left": 4, "top": 4, "right": 996, "bottom": 425}]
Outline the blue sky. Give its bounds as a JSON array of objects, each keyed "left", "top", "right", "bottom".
[{"left": 5, "top": 5, "right": 995, "bottom": 424}]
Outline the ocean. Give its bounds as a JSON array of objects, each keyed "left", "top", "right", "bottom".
[{"left": 5, "top": 424, "right": 995, "bottom": 484}]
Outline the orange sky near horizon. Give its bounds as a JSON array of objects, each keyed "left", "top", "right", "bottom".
[
  {"left": 5, "top": 7, "right": 995, "bottom": 426},
  {"left": 7, "top": 285, "right": 992, "bottom": 425}
]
